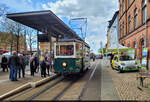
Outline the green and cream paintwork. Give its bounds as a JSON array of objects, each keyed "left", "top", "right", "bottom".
[{"left": 54, "top": 40, "right": 90, "bottom": 75}]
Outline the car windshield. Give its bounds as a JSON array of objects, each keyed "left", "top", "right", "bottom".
[
  {"left": 56, "top": 45, "right": 74, "bottom": 56},
  {"left": 119, "top": 55, "right": 134, "bottom": 61}
]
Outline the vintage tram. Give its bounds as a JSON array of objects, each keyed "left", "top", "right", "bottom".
[{"left": 54, "top": 39, "right": 90, "bottom": 76}]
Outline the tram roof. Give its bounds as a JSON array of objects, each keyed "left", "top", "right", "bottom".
[
  {"left": 56, "top": 39, "right": 90, "bottom": 48},
  {"left": 6, "top": 10, "right": 83, "bottom": 40}
]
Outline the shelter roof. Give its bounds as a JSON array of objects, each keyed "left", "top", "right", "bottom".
[{"left": 7, "top": 10, "right": 83, "bottom": 41}]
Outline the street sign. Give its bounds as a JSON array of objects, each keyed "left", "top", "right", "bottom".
[{"left": 38, "top": 34, "right": 49, "bottom": 42}]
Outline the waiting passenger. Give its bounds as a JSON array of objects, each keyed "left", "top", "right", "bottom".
[
  {"left": 1, "top": 55, "right": 8, "bottom": 72},
  {"left": 40, "top": 56, "right": 47, "bottom": 78},
  {"left": 8, "top": 51, "right": 20, "bottom": 81}
]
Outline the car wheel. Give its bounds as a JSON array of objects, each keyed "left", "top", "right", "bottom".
[
  {"left": 118, "top": 66, "right": 123, "bottom": 73},
  {"left": 111, "top": 64, "right": 114, "bottom": 70}
]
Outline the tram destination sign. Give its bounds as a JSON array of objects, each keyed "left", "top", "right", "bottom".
[{"left": 38, "top": 34, "right": 49, "bottom": 42}]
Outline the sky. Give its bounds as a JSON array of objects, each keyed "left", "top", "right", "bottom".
[{"left": 0, "top": 0, "right": 119, "bottom": 54}]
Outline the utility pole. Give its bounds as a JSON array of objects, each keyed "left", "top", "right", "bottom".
[
  {"left": 24, "top": 30, "right": 26, "bottom": 55},
  {"left": 69, "top": 18, "right": 87, "bottom": 41},
  {"left": 37, "top": 30, "right": 39, "bottom": 58},
  {"left": 16, "top": 28, "right": 20, "bottom": 55},
  {"left": 145, "top": 0, "right": 148, "bottom": 70},
  {"left": 100, "top": 41, "right": 103, "bottom": 55}
]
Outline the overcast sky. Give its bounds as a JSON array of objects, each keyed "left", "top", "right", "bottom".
[{"left": 0, "top": 0, "right": 119, "bottom": 54}]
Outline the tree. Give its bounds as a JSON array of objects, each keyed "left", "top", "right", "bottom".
[
  {"left": 1, "top": 18, "right": 25, "bottom": 54},
  {"left": 26, "top": 28, "right": 37, "bottom": 55},
  {"left": 0, "top": 4, "right": 8, "bottom": 17},
  {"left": 0, "top": 4, "right": 9, "bottom": 32}
]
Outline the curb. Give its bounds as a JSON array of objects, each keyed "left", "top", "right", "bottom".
[
  {"left": 0, "top": 83, "right": 31, "bottom": 100},
  {"left": 31, "top": 74, "right": 58, "bottom": 88},
  {"left": 0, "top": 74, "right": 57, "bottom": 100}
]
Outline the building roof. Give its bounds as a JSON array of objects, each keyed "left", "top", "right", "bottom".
[
  {"left": 7, "top": 10, "right": 83, "bottom": 41},
  {"left": 108, "top": 10, "right": 119, "bottom": 28}
]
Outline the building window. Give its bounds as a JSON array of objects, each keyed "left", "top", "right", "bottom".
[
  {"left": 122, "top": 0, "right": 124, "bottom": 12},
  {"left": 120, "top": 5, "right": 122, "bottom": 16},
  {"left": 120, "top": 24, "right": 123, "bottom": 37},
  {"left": 122, "top": 22, "right": 124, "bottom": 36},
  {"left": 134, "top": 8, "right": 138, "bottom": 29},
  {"left": 128, "top": 42, "right": 130, "bottom": 47},
  {"left": 119, "top": 27, "right": 121, "bottom": 38},
  {"left": 128, "top": 0, "right": 131, "bottom": 7},
  {"left": 142, "top": 0, "right": 147, "bottom": 24},
  {"left": 128, "top": 15, "right": 131, "bottom": 32}
]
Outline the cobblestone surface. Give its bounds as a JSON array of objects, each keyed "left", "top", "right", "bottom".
[{"left": 102, "top": 59, "right": 150, "bottom": 101}]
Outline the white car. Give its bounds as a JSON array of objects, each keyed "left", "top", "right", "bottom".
[{"left": 112, "top": 55, "right": 139, "bottom": 72}]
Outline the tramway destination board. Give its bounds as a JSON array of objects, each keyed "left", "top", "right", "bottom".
[{"left": 38, "top": 34, "right": 49, "bottom": 42}]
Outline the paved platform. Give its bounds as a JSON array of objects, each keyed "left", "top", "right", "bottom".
[
  {"left": 80, "top": 59, "right": 119, "bottom": 100},
  {"left": 0, "top": 67, "right": 54, "bottom": 96},
  {"left": 80, "top": 60, "right": 101, "bottom": 100},
  {"left": 101, "top": 60, "right": 119, "bottom": 100}
]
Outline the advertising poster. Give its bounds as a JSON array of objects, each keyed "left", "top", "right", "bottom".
[
  {"left": 120, "top": 49, "right": 135, "bottom": 60},
  {"left": 141, "top": 48, "right": 148, "bottom": 69}
]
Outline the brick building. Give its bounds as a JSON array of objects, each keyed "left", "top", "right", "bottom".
[
  {"left": 118, "top": 0, "right": 150, "bottom": 68},
  {"left": 0, "top": 32, "right": 27, "bottom": 53}
]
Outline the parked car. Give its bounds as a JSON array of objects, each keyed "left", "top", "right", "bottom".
[
  {"left": 0, "top": 50, "right": 9, "bottom": 55},
  {"left": 111, "top": 55, "right": 139, "bottom": 72}
]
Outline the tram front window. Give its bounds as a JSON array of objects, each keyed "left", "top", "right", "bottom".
[{"left": 56, "top": 45, "right": 74, "bottom": 56}]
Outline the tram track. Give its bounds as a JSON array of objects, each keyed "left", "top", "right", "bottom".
[
  {"left": 5, "top": 75, "right": 64, "bottom": 101},
  {"left": 26, "top": 77, "right": 65, "bottom": 100},
  {"left": 5, "top": 61, "right": 97, "bottom": 101},
  {"left": 6, "top": 75, "right": 81, "bottom": 101},
  {"left": 53, "top": 77, "right": 79, "bottom": 100},
  {"left": 78, "top": 60, "right": 99, "bottom": 100}
]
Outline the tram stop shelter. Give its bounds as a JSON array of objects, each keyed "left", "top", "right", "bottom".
[{"left": 6, "top": 10, "right": 83, "bottom": 56}]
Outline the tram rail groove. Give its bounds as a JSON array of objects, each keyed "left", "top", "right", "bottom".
[
  {"left": 53, "top": 77, "right": 79, "bottom": 100},
  {"left": 35, "top": 74, "right": 60, "bottom": 88},
  {"left": 1, "top": 75, "right": 59, "bottom": 100},
  {"left": 6, "top": 75, "right": 61, "bottom": 100},
  {"left": 78, "top": 61, "right": 99, "bottom": 100},
  {"left": 26, "top": 77, "right": 65, "bottom": 101}
]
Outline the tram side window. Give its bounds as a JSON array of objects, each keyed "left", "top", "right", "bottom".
[
  {"left": 56, "top": 45, "right": 59, "bottom": 56},
  {"left": 59, "top": 45, "right": 74, "bottom": 56},
  {"left": 76, "top": 43, "right": 80, "bottom": 56}
]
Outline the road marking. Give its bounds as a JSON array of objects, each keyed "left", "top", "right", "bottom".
[
  {"left": 89, "top": 62, "right": 98, "bottom": 81},
  {"left": 78, "top": 60, "right": 99, "bottom": 100}
]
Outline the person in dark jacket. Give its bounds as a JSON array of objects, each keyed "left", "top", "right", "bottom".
[
  {"left": 30, "top": 53, "right": 39, "bottom": 76},
  {"left": 30, "top": 56, "right": 35, "bottom": 76},
  {"left": 8, "top": 51, "right": 20, "bottom": 81},
  {"left": 1, "top": 55, "right": 8, "bottom": 72},
  {"left": 40, "top": 56, "right": 47, "bottom": 78},
  {"left": 34, "top": 56, "right": 39, "bottom": 73},
  {"left": 18, "top": 54, "right": 26, "bottom": 78}
]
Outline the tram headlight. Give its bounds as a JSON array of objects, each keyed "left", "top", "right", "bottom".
[{"left": 62, "top": 62, "right": 67, "bottom": 67}]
